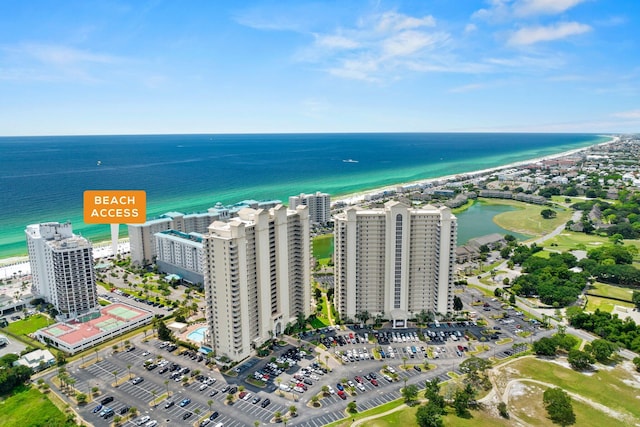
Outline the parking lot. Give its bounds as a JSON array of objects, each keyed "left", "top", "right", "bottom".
[{"left": 44, "top": 286, "right": 546, "bottom": 427}]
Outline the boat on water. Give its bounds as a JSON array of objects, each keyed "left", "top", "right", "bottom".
[
  {"left": 342, "top": 159, "right": 359, "bottom": 163},
  {"left": 97, "top": 160, "right": 101, "bottom": 166}
]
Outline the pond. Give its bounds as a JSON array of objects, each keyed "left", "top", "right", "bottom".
[{"left": 456, "top": 200, "right": 531, "bottom": 245}]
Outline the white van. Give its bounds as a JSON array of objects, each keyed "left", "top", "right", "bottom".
[{"left": 214, "top": 423, "right": 224, "bottom": 427}]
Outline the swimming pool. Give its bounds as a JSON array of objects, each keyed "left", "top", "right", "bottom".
[{"left": 187, "top": 326, "right": 207, "bottom": 343}]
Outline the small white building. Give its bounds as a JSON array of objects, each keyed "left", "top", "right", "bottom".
[{"left": 13, "top": 349, "right": 56, "bottom": 372}]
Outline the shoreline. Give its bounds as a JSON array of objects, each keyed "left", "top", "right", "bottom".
[
  {"left": 0, "top": 135, "right": 617, "bottom": 269},
  {"left": 330, "top": 135, "right": 618, "bottom": 206}
]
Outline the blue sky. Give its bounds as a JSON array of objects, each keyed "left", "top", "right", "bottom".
[{"left": 1, "top": 0, "right": 639, "bottom": 135}]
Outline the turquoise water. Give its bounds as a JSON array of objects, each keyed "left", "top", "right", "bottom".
[
  {"left": 0, "top": 133, "right": 608, "bottom": 258},
  {"left": 187, "top": 327, "right": 207, "bottom": 343},
  {"left": 456, "top": 201, "right": 530, "bottom": 245}
]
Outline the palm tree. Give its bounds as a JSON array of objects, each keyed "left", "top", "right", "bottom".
[
  {"left": 402, "top": 356, "right": 408, "bottom": 369},
  {"left": 238, "top": 385, "right": 245, "bottom": 393},
  {"left": 112, "top": 370, "right": 118, "bottom": 386},
  {"left": 226, "top": 393, "right": 234, "bottom": 404},
  {"left": 164, "top": 380, "right": 170, "bottom": 397},
  {"left": 274, "top": 411, "right": 282, "bottom": 422},
  {"left": 151, "top": 390, "right": 157, "bottom": 407},
  {"left": 311, "top": 395, "right": 320, "bottom": 407},
  {"left": 322, "top": 385, "right": 329, "bottom": 396},
  {"left": 254, "top": 422, "right": 260, "bottom": 427},
  {"left": 289, "top": 405, "right": 297, "bottom": 417},
  {"left": 207, "top": 399, "right": 213, "bottom": 413},
  {"left": 277, "top": 378, "right": 283, "bottom": 395},
  {"left": 127, "top": 364, "right": 132, "bottom": 379},
  {"left": 94, "top": 348, "right": 99, "bottom": 362},
  {"left": 325, "top": 355, "right": 330, "bottom": 371}
]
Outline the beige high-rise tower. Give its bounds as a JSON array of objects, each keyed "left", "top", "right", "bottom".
[
  {"left": 203, "top": 205, "right": 310, "bottom": 362},
  {"left": 334, "top": 201, "right": 456, "bottom": 327}
]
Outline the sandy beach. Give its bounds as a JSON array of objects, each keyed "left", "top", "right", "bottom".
[{"left": 0, "top": 135, "right": 617, "bottom": 277}]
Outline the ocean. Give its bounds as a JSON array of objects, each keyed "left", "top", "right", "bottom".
[{"left": 0, "top": 133, "right": 608, "bottom": 259}]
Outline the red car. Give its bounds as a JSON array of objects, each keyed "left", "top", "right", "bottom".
[
  {"left": 239, "top": 391, "right": 247, "bottom": 399},
  {"left": 370, "top": 379, "right": 378, "bottom": 386},
  {"left": 337, "top": 390, "right": 347, "bottom": 400},
  {"left": 354, "top": 376, "right": 363, "bottom": 383}
]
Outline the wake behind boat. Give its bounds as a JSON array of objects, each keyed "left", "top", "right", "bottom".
[{"left": 343, "top": 159, "right": 359, "bottom": 163}]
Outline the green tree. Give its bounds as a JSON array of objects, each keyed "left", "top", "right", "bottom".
[
  {"left": 497, "top": 401, "right": 509, "bottom": 419},
  {"left": 76, "top": 393, "right": 88, "bottom": 404},
  {"left": 402, "top": 384, "right": 419, "bottom": 405},
  {"left": 533, "top": 337, "right": 557, "bottom": 356},
  {"left": 633, "top": 357, "right": 640, "bottom": 372},
  {"left": 453, "top": 296, "right": 463, "bottom": 312},
  {"left": 346, "top": 401, "right": 357, "bottom": 413},
  {"left": 543, "top": 387, "right": 576, "bottom": 426},
  {"left": 633, "top": 291, "right": 640, "bottom": 310},
  {"left": 585, "top": 339, "right": 617, "bottom": 362},
  {"left": 416, "top": 402, "right": 444, "bottom": 427},
  {"left": 567, "top": 349, "right": 594, "bottom": 371},
  {"left": 541, "top": 209, "right": 557, "bottom": 219},
  {"left": 424, "top": 379, "right": 445, "bottom": 414},
  {"left": 156, "top": 319, "right": 174, "bottom": 342}
]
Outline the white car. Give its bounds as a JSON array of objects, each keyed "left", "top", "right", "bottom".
[
  {"left": 357, "top": 383, "right": 365, "bottom": 391},
  {"left": 199, "top": 383, "right": 208, "bottom": 391},
  {"left": 328, "top": 386, "right": 335, "bottom": 394},
  {"left": 145, "top": 421, "right": 158, "bottom": 427},
  {"left": 136, "top": 416, "right": 150, "bottom": 425}
]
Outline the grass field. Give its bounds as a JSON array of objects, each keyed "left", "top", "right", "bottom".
[
  {"left": 503, "top": 357, "right": 640, "bottom": 422},
  {"left": 480, "top": 199, "right": 572, "bottom": 236},
  {"left": 588, "top": 282, "right": 633, "bottom": 302},
  {"left": 3, "top": 314, "right": 51, "bottom": 335},
  {"left": 585, "top": 295, "right": 634, "bottom": 313},
  {"left": 313, "top": 234, "right": 334, "bottom": 259},
  {"left": 509, "top": 381, "right": 622, "bottom": 427},
  {"left": 0, "top": 387, "right": 69, "bottom": 427}
]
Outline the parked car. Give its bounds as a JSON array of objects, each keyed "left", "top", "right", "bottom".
[
  {"left": 179, "top": 398, "right": 191, "bottom": 407},
  {"left": 261, "top": 398, "right": 271, "bottom": 408}
]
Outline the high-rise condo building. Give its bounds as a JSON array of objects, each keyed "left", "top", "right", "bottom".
[
  {"left": 128, "top": 200, "right": 281, "bottom": 265},
  {"left": 25, "top": 222, "right": 98, "bottom": 320},
  {"left": 334, "top": 201, "right": 456, "bottom": 327},
  {"left": 203, "top": 205, "right": 310, "bottom": 362},
  {"left": 288, "top": 192, "right": 331, "bottom": 225}
]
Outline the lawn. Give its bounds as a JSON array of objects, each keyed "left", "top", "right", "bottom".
[
  {"left": 481, "top": 199, "right": 572, "bottom": 236},
  {"left": 588, "top": 282, "right": 633, "bottom": 302},
  {"left": 538, "top": 231, "right": 611, "bottom": 253},
  {"left": 0, "top": 387, "right": 69, "bottom": 427},
  {"left": 509, "top": 381, "right": 623, "bottom": 427},
  {"left": 313, "top": 234, "right": 334, "bottom": 261},
  {"left": 4, "top": 314, "right": 51, "bottom": 335},
  {"left": 585, "top": 295, "right": 634, "bottom": 313},
  {"left": 504, "top": 357, "right": 640, "bottom": 422}
]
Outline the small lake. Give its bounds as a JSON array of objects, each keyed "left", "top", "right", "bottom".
[{"left": 455, "top": 201, "right": 531, "bottom": 245}]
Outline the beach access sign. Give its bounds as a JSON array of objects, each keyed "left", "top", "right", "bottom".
[{"left": 83, "top": 190, "right": 146, "bottom": 224}]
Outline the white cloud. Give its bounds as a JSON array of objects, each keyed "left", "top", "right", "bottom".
[
  {"left": 0, "top": 43, "right": 123, "bottom": 83},
  {"left": 449, "top": 83, "right": 486, "bottom": 93},
  {"left": 464, "top": 24, "right": 478, "bottom": 33},
  {"left": 315, "top": 34, "right": 360, "bottom": 50},
  {"left": 381, "top": 31, "right": 448, "bottom": 58},
  {"left": 473, "top": 0, "right": 587, "bottom": 20},
  {"left": 514, "top": 0, "right": 587, "bottom": 17},
  {"left": 508, "top": 21, "right": 591, "bottom": 46},
  {"left": 612, "top": 110, "right": 640, "bottom": 119},
  {"left": 376, "top": 11, "right": 436, "bottom": 32}
]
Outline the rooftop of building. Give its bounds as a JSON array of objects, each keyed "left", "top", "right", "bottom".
[{"left": 37, "top": 303, "right": 152, "bottom": 346}]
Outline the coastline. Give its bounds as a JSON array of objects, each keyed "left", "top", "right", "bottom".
[
  {"left": 0, "top": 135, "right": 616, "bottom": 270},
  {"left": 330, "top": 135, "right": 618, "bottom": 207}
]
